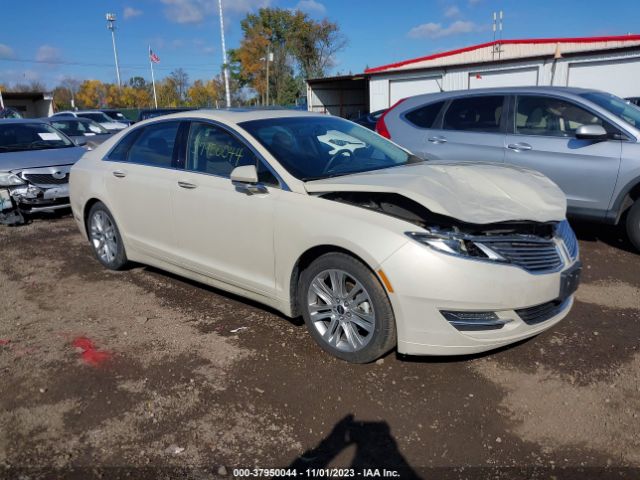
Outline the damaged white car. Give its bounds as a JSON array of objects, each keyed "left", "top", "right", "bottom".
[
  {"left": 0, "top": 120, "right": 86, "bottom": 225},
  {"left": 70, "top": 110, "right": 581, "bottom": 363}
]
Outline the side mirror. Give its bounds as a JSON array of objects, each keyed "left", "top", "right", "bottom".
[
  {"left": 74, "top": 137, "right": 87, "bottom": 147},
  {"left": 575, "top": 124, "right": 608, "bottom": 140},
  {"left": 230, "top": 165, "right": 258, "bottom": 184}
]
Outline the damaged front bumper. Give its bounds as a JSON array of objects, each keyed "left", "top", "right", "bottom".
[{"left": 0, "top": 166, "right": 72, "bottom": 225}]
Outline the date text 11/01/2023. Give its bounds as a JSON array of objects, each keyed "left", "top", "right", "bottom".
[{"left": 233, "top": 468, "right": 401, "bottom": 477}]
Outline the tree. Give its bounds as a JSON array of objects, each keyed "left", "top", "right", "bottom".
[
  {"left": 53, "top": 86, "right": 73, "bottom": 110},
  {"left": 169, "top": 68, "right": 189, "bottom": 103},
  {"left": 229, "top": 8, "right": 346, "bottom": 106},
  {"left": 187, "top": 79, "right": 222, "bottom": 107},
  {"left": 156, "top": 77, "right": 181, "bottom": 107},
  {"left": 76, "top": 80, "right": 107, "bottom": 108}
]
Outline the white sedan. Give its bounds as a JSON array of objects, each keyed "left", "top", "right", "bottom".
[{"left": 69, "top": 110, "right": 581, "bottom": 363}]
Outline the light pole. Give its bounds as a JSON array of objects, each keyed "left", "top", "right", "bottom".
[
  {"left": 260, "top": 47, "right": 273, "bottom": 106},
  {"left": 217, "top": 0, "right": 231, "bottom": 108},
  {"left": 106, "top": 13, "right": 122, "bottom": 87}
]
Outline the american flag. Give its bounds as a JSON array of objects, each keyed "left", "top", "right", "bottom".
[{"left": 149, "top": 47, "right": 160, "bottom": 64}]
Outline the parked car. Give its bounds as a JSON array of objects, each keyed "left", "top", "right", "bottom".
[
  {"left": 354, "top": 109, "right": 386, "bottom": 130},
  {"left": 377, "top": 87, "right": 640, "bottom": 250},
  {"left": 136, "top": 108, "right": 195, "bottom": 122},
  {"left": 0, "top": 119, "right": 86, "bottom": 225},
  {"left": 44, "top": 117, "right": 112, "bottom": 150},
  {"left": 100, "top": 109, "right": 133, "bottom": 126},
  {"left": 70, "top": 110, "right": 580, "bottom": 363},
  {"left": 0, "top": 107, "right": 22, "bottom": 119},
  {"left": 51, "top": 111, "right": 128, "bottom": 132}
]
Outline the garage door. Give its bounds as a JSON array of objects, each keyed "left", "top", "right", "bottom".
[
  {"left": 568, "top": 58, "right": 640, "bottom": 98},
  {"left": 389, "top": 77, "right": 442, "bottom": 105},
  {"left": 468, "top": 67, "right": 538, "bottom": 89}
]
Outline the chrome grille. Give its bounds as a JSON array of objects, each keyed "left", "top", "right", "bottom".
[
  {"left": 481, "top": 239, "right": 563, "bottom": 273},
  {"left": 22, "top": 173, "right": 69, "bottom": 185},
  {"left": 556, "top": 220, "right": 579, "bottom": 260}
]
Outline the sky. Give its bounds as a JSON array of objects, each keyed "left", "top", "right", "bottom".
[{"left": 0, "top": 0, "right": 638, "bottom": 89}]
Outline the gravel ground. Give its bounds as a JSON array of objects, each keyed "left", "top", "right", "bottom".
[{"left": 0, "top": 215, "right": 638, "bottom": 480}]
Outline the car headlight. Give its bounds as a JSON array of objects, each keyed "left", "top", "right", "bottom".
[
  {"left": 406, "top": 230, "right": 506, "bottom": 261},
  {"left": 0, "top": 173, "right": 26, "bottom": 187}
]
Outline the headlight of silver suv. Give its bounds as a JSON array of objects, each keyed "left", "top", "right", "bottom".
[
  {"left": 0, "top": 173, "right": 26, "bottom": 187},
  {"left": 406, "top": 230, "right": 506, "bottom": 262}
]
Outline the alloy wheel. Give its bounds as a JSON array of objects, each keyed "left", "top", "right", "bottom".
[
  {"left": 307, "top": 269, "right": 376, "bottom": 353},
  {"left": 90, "top": 211, "right": 118, "bottom": 264}
]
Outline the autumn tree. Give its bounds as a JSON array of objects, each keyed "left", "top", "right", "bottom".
[
  {"left": 229, "top": 8, "right": 346, "bottom": 105},
  {"left": 187, "top": 79, "right": 223, "bottom": 107},
  {"left": 76, "top": 80, "right": 107, "bottom": 108}
]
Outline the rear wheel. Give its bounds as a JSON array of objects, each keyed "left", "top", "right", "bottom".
[
  {"left": 298, "top": 252, "right": 396, "bottom": 363},
  {"left": 626, "top": 200, "right": 640, "bottom": 252},
  {"left": 87, "top": 202, "right": 128, "bottom": 270}
]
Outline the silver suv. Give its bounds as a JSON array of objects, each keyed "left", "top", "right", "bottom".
[{"left": 377, "top": 87, "right": 640, "bottom": 250}]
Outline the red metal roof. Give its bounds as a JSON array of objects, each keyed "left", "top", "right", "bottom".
[{"left": 365, "top": 34, "right": 640, "bottom": 74}]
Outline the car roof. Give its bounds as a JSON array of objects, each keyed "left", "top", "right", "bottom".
[
  {"left": 0, "top": 118, "right": 46, "bottom": 125},
  {"left": 402, "top": 86, "right": 605, "bottom": 103},
  {"left": 136, "top": 108, "right": 322, "bottom": 125}
]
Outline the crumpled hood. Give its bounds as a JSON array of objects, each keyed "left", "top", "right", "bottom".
[
  {"left": 0, "top": 147, "right": 85, "bottom": 172},
  {"left": 304, "top": 162, "right": 567, "bottom": 224}
]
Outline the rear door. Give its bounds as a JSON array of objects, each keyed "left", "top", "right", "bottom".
[
  {"left": 103, "top": 120, "right": 182, "bottom": 263},
  {"left": 504, "top": 94, "right": 622, "bottom": 214},
  {"left": 418, "top": 95, "right": 507, "bottom": 163}
]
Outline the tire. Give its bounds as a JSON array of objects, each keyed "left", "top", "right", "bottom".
[
  {"left": 298, "top": 252, "right": 397, "bottom": 363},
  {"left": 626, "top": 200, "right": 640, "bottom": 252},
  {"left": 87, "top": 202, "right": 129, "bottom": 270}
]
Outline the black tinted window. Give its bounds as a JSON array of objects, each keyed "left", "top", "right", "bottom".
[
  {"left": 443, "top": 96, "right": 504, "bottom": 133},
  {"left": 186, "top": 122, "right": 278, "bottom": 186},
  {"left": 126, "top": 122, "right": 179, "bottom": 167},
  {"left": 516, "top": 96, "right": 615, "bottom": 137},
  {"left": 404, "top": 101, "right": 445, "bottom": 128}
]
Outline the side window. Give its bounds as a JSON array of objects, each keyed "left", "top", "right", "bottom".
[
  {"left": 186, "top": 122, "right": 278, "bottom": 186},
  {"left": 404, "top": 101, "right": 445, "bottom": 129},
  {"left": 126, "top": 122, "right": 180, "bottom": 167},
  {"left": 443, "top": 96, "right": 504, "bottom": 133},
  {"left": 107, "top": 130, "right": 141, "bottom": 162},
  {"left": 516, "top": 96, "right": 615, "bottom": 137}
]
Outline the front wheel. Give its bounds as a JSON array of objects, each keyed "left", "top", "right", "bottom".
[
  {"left": 87, "top": 202, "right": 129, "bottom": 270},
  {"left": 626, "top": 200, "right": 640, "bottom": 252},
  {"left": 298, "top": 253, "right": 397, "bottom": 363}
]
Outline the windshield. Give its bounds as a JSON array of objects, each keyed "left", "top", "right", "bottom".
[
  {"left": 51, "top": 119, "right": 109, "bottom": 136},
  {"left": 78, "top": 112, "right": 112, "bottom": 123},
  {"left": 0, "top": 123, "right": 74, "bottom": 152},
  {"left": 239, "top": 117, "right": 417, "bottom": 181},
  {"left": 580, "top": 92, "right": 640, "bottom": 130}
]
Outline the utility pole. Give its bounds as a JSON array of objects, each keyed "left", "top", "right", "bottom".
[
  {"left": 217, "top": 0, "right": 231, "bottom": 108},
  {"left": 261, "top": 46, "right": 273, "bottom": 106},
  {"left": 106, "top": 13, "right": 121, "bottom": 87}
]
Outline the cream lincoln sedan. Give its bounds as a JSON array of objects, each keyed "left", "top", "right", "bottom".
[{"left": 70, "top": 109, "right": 581, "bottom": 363}]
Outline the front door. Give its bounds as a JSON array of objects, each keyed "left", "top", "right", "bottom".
[
  {"left": 172, "top": 121, "right": 281, "bottom": 297},
  {"left": 504, "top": 95, "right": 622, "bottom": 214}
]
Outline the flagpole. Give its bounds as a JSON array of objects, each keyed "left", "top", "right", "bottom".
[{"left": 149, "top": 45, "right": 158, "bottom": 109}]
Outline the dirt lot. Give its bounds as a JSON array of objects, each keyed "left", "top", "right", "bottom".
[{"left": 0, "top": 215, "right": 639, "bottom": 479}]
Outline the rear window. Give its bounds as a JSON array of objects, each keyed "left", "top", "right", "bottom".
[
  {"left": 404, "top": 101, "right": 445, "bottom": 129},
  {"left": 443, "top": 96, "right": 504, "bottom": 133}
]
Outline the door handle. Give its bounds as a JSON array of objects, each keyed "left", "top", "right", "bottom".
[
  {"left": 178, "top": 181, "right": 197, "bottom": 189},
  {"left": 507, "top": 142, "right": 532, "bottom": 152},
  {"left": 428, "top": 136, "right": 447, "bottom": 144},
  {"left": 112, "top": 170, "right": 127, "bottom": 178}
]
